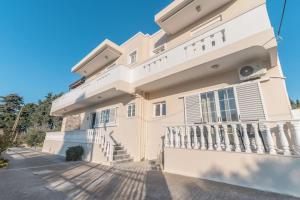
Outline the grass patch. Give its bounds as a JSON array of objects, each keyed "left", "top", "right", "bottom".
[{"left": 0, "top": 158, "right": 9, "bottom": 168}]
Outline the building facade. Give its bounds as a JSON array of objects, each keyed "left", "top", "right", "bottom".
[{"left": 43, "top": 0, "right": 300, "bottom": 196}]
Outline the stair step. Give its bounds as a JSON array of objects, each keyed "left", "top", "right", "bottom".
[
  {"left": 112, "top": 158, "right": 133, "bottom": 165},
  {"left": 113, "top": 150, "right": 127, "bottom": 155},
  {"left": 114, "top": 146, "right": 124, "bottom": 151},
  {"left": 113, "top": 154, "right": 130, "bottom": 160}
]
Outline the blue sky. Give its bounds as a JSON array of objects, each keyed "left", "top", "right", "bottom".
[{"left": 0, "top": 0, "right": 299, "bottom": 103}]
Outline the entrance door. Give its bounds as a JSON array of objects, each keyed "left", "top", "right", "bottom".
[{"left": 90, "top": 112, "right": 97, "bottom": 129}]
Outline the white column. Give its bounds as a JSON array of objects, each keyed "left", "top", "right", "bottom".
[
  {"left": 164, "top": 127, "right": 170, "bottom": 148},
  {"left": 241, "top": 124, "right": 251, "bottom": 153},
  {"left": 193, "top": 126, "right": 200, "bottom": 149},
  {"left": 180, "top": 126, "right": 185, "bottom": 149},
  {"left": 199, "top": 125, "right": 206, "bottom": 150},
  {"left": 277, "top": 122, "right": 291, "bottom": 155},
  {"left": 232, "top": 124, "right": 241, "bottom": 152},
  {"left": 262, "top": 123, "right": 277, "bottom": 155},
  {"left": 252, "top": 123, "right": 264, "bottom": 154},
  {"left": 187, "top": 126, "right": 192, "bottom": 149},
  {"left": 291, "top": 121, "right": 300, "bottom": 155},
  {"left": 214, "top": 125, "right": 222, "bottom": 151},
  {"left": 170, "top": 127, "right": 174, "bottom": 148},
  {"left": 223, "top": 125, "right": 231, "bottom": 152},
  {"left": 206, "top": 125, "right": 213, "bottom": 150}
]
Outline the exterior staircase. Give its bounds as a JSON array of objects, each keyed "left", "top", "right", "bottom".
[{"left": 112, "top": 144, "right": 133, "bottom": 165}]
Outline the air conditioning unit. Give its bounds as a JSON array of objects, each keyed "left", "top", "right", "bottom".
[{"left": 238, "top": 63, "right": 266, "bottom": 81}]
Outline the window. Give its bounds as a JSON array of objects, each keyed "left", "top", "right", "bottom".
[
  {"left": 99, "top": 108, "right": 116, "bottom": 124},
  {"left": 90, "top": 113, "right": 97, "bottom": 128},
  {"left": 218, "top": 88, "right": 238, "bottom": 122},
  {"left": 154, "top": 101, "right": 166, "bottom": 117},
  {"left": 201, "top": 92, "right": 217, "bottom": 122},
  {"left": 127, "top": 103, "right": 136, "bottom": 118},
  {"left": 129, "top": 51, "right": 137, "bottom": 64}
]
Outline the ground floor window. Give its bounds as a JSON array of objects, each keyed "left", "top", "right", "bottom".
[{"left": 154, "top": 101, "right": 166, "bottom": 117}]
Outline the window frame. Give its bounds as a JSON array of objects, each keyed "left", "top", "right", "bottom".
[
  {"left": 128, "top": 50, "right": 138, "bottom": 64},
  {"left": 127, "top": 103, "right": 136, "bottom": 118},
  {"left": 153, "top": 101, "right": 167, "bottom": 118}
]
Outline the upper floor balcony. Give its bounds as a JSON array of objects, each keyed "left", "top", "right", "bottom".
[
  {"left": 51, "top": 4, "right": 277, "bottom": 116},
  {"left": 51, "top": 65, "right": 132, "bottom": 116}
]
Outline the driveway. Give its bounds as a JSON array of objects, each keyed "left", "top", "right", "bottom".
[{"left": 0, "top": 147, "right": 298, "bottom": 200}]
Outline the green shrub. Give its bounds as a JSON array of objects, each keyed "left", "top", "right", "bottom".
[
  {"left": 25, "top": 128, "right": 46, "bottom": 147},
  {"left": 0, "top": 158, "right": 9, "bottom": 168},
  {"left": 66, "top": 146, "right": 84, "bottom": 161}
]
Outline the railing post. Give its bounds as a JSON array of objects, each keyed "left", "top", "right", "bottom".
[
  {"left": 193, "top": 126, "right": 200, "bottom": 149},
  {"left": 223, "top": 125, "right": 231, "bottom": 152},
  {"left": 180, "top": 126, "right": 185, "bottom": 149},
  {"left": 175, "top": 127, "right": 181, "bottom": 148},
  {"left": 199, "top": 125, "right": 206, "bottom": 150},
  {"left": 187, "top": 126, "right": 192, "bottom": 149},
  {"left": 170, "top": 127, "right": 174, "bottom": 148},
  {"left": 241, "top": 124, "right": 251, "bottom": 153},
  {"left": 277, "top": 122, "right": 291, "bottom": 155},
  {"left": 214, "top": 125, "right": 222, "bottom": 151},
  {"left": 291, "top": 121, "right": 300, "bottom": 155},
  {"left": 252, "top": 123, "right": 264, "bottom": 154},
  {"left": 206, "top": 125, "right": 213, "bottom": 150},
  {"left": 165, "top": 127, "right": 170, "bottom": 148},
  {"left": 109, "top": 143, "right": 114, "bottom": 162},
  {"left": 262, "top": 123, "right": 277, "bottom": 155},
  {"left": 231, "top": 124, "right": 241, "bottom": 152}
]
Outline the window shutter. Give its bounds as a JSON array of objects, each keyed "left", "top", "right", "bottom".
[
  {"left": 236, "top": 82, "right": 266, "bottom": 121},
  {"left": 185, "top": 95, "right": 202, "bottom": 124}
]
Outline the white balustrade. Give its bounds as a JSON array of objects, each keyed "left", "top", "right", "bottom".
[
  {"left": 164, "top": 120, "right": 300, "bottom": 157},
  {"left": 45, "top": 127, "right": 116, "bottom": 162}
]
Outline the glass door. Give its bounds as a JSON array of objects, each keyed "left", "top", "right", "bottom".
[
  {"left": 218, "top": 88, "right": 238, "bottom": 122},
  {"left": 200, "top": 91, "right": 218, "bottom": 123}
]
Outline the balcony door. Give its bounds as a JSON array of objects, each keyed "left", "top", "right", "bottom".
[
  {"left": 90, "top": 112, "right": 97, "bottom": 129},
  {"left": 200, "top": 92, "right": 218, "bottom": 123}
]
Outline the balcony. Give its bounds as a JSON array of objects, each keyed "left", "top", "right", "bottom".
[
  {"left": 133, "top": 4, "right": 277, "bottom": 92},
  {"left": 51, "top": 65, "right": 132, "bottom": 116}
]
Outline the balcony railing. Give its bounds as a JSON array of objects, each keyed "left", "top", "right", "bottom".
[
  {"left": 132, "top": 5, "right": 271, "bottom": 83},
  {"left": 45, "top": 128, "right": 116, "bottom": 162},
  {"left": 51, "top": 65, "right": 131, "bottom": 113},
  {"left": 164, "top": 120, "right": 300, "bottom": 156}
]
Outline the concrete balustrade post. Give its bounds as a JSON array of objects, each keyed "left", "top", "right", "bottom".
[
  {"left": 199, "top": 126, "right": 206, "bottom": 150},
  {"left": 232, "top": 124, "right": 241, "bottom": 152},
  {"left": 262, "top": 123, "right": 277, "bottom": 155},
  {"left": 214, "top": 125, "right": 222, "bottom": 151},
  {"left": 193, "top": 126, "right": 200, "bottom": 149},
  {"left": 180, "top": 126, "right": 185, "bottom": 149},
  {"left": 175, "top": 127, "right": 181, "bottom": 148},
  {"left": 223, "top": 125, "right": 231, "bottom": 152},
  {"left": 206, "top": 125, "right": 213, "bottom": 150},
  {"left": 252, "top": 123, "right": 264, "bottom": 154},
  {"left": 291, "top": 121, "right": 300, "bottom": 155},
  {"left": 241, "top": 124, "right": 251, "bottom": 153},
  {"left": 170, "top": 127, "right": 174, "bottom": 148},
  {"left": 164, "top": 127, "right": 170, "bottom": 148},
  {"left": 187, "top": 126, "right": 192, "bottom": 149},
  {"left": 277, "top": 122, "right": 291, "bottom": 155}
]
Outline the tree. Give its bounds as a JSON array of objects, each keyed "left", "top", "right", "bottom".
[
  {"left": 290, "top": 99, "right": 300, "bottom": 109},
  {"left": 25, "top": 128, "right": 46, "bottom": 148},
  {"left": 296, "top": 100, "right": 300, "bottom": 109},
  {"left": 0, "top": 94, "right": 24, "bottom": 152}
]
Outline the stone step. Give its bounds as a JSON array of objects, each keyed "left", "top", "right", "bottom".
[
  {"left": 112, "top": 158, "right": 133, "bottom": 165},
  {"left": 114, "top": 146, "right": 124, "bottom": 151},
  {"left": 113, "top": 150, "right": 127, "bottom": 155},
  {"left": 113, "top": 154, "right": 130, "bottom": 160}
]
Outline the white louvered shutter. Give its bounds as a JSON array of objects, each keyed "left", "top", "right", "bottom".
[
  {"left": 109, "top": 108, "right": 116, "bottom": 123},
  {"left": 236, "top": 82, "right": 266, "bottom": 121},
  {"left": 185, "top": 95, "right": 202, "bottom": 124}
]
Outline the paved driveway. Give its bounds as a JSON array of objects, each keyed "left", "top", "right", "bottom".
[{"left": 0, "top": 147, "right": 299, "bottom": 200}]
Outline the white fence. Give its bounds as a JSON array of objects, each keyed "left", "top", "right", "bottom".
[
  {"left": 45, "top": 128, "right": 116, "bottom": 162},
  {"left": 164, "top": 120, "right": 300, "bottom": 156}
]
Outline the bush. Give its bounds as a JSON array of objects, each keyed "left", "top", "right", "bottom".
[
  {"left": 25, "top": 128, "right": 46, "bottom": 147},
  {"left": 66, "top": 146, "right": 84, "bottom": 161},
  {"left": 0, "top": 158, "right": 8, "bottom": 168}
]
